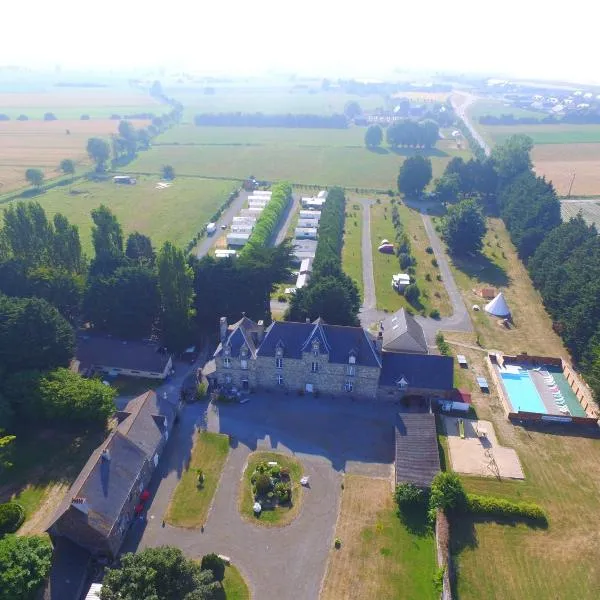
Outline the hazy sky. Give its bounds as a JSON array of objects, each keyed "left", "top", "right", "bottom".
[{"left": 2, "top": 0, "right": 598, "bottom": 84}]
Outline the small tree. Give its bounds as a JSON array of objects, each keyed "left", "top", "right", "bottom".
[
  {"left": 404, "top": 283, "right": 420, "bottom": 304},
  {"left": 254, "top": 472, "right": 272, "bottom": 496},
  {"left": 364, "top": 125, "right": 383, "bottom": 148},
  {"left": 344, "top": 101, "right": 362, "bottom": 120},
  {"left": 397, "top": 155, "right": 433, "bottom": 197},
  {"left": 161, "top": 164, "right": 175, "bottom": 180},
  {"left": 200, "top": 553, "right": 225, "bottom": 583},
  {"left": 429, "top": 472, "right": 467, "bottom": 519},
  {"left": 43, "top": 112, "right": 57, "bottom": 121},
  {"left": 59, "top": 158, "right": 75, "bottom": 176},
  {"left": 25, "top": 168, "right": 44, "bottom": 188},
  {"left": 442, "top": 198, "right": 486, "bottom": 255},
  {"left": 86, "top": 137, "right": 111, "bottom": 171}
]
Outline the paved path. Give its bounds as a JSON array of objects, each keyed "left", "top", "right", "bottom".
[
  {"left": 451, "top": 92, "right": 491, "bottom": 157},
  {"left": 196, "top": 191, "right": 250, "bottom": 259}
]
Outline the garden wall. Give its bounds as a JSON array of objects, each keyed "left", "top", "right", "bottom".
[{"left": 435, "top": 509, "right": 452, "bottom": 600}]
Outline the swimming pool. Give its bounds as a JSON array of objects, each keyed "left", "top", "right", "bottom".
[{"left": 500, "top": 371, "right": 547, "bottom": 414}]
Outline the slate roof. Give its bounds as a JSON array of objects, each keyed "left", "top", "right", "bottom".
[
  {"left": 395, "top": 413, "right": 440, "bottom": 487},
  {"left": 380, "top": 352, "right": 454, "bottom": 390},
  {"left": 76, "top": 336, "right": 171, "bottom": 374},
  {"left": 258, "top": 320, "right": 381, "bottom": 367},
  {"left": 381, "top": 309, "right": 428, "bottom": 354},
  {"left": 214, "top": 316, "right": 261, "bottom": 358},
  {"left": 48, "top": 391, "right": 175, "bottom": 545}
]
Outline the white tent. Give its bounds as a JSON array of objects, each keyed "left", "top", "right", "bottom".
[{"left": 484, "top": 292, "right": 511, "bottom": 317}]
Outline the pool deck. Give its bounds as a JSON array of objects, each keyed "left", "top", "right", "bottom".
[{"left": 528, "top": 369, "right": 586, "bottom": 417}]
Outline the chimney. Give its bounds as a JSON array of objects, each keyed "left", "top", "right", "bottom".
[
  {"left": 101, "top": 449, "right": 111, "bottom": 461},
  {"left": 219, "top": 317, "right": 228, "bottom": 342},
  {"left": 376, "top": 330, "right": 383, "bottom": 353},
  {"left": 71, "top": 497, "right": 89, "bottom": 515},
  {"left": 306, "top": 318, "right": 310, "bottom": 323},
  {"left": 257, "top": 320, "right": 265, "bottom": 343}
]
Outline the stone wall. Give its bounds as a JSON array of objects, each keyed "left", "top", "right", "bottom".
[{"left": 377, "top": 384, "right": 453, "bottom": 402}]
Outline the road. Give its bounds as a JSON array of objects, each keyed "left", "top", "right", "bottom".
[{"left": 451, "top": 92, "right": 491, "bottom": 157}]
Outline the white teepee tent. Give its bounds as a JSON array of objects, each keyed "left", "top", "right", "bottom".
[{"left": 484, "top": 292, "right": 511, "bottom": 317}]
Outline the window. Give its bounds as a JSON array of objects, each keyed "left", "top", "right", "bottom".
[
  {"left": 277, "top": 374, "right": 284, "bottom": 385},
  {"left": 223, "top": 357, "right": 231, "bottom": 368},
  {"left": 241, "top": 359, "right": 248, "bottom": 370},
  {"left": 311, "top": 362, "right": 319, "bottom": 373},
  {"left": 225, "top": 374, "right": 232, "bottom": 384},
  {"left": 345, "top": 381, "right": 354, "bottom": 392},
  {"left": 241, "top": 345, "right": 248, "bottom": 358},
  {"left": 224, "top": 346, "right": 231, "bottom": 356},
  {"left": 312, "top": 340, "right": 320, "bottom": 356},
  {"left": 349, "top": 355, "right": 356, "bottom": 364},
  {"left": 276, "top": 346, "right": 283, "bottom": 357},
  {"left": 346, "top": 365, "right": 356, "bottom": 376},
  {"left": 276, "top": 358, "right": 283, "bottom": 369}
]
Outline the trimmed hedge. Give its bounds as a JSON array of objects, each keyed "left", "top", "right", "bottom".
[
  {"left": 312, "top": 186, "right": 346, "bottom": 271},
  {"left": 0, "top": 502, "right": 25, "bottom": 534},
  {"left": 242, "top": 182, "right": 291, "bottom": 255},
  {"left": 466, "top": 493, "right": 547, "bottom": 524}
]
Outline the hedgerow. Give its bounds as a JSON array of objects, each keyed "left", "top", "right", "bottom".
[
  {"left": 0, "top": 502, "right": 25, "bottom": 535},
  {"left": 466, "top": 493, "right": 547, "bottom": 524},
  {"left": 242, "top": 182, "right": 291, "bottom": 255}
]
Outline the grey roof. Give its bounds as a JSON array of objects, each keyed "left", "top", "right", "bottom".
[
  {"left": 76, "top": 336, "right": 171, "bottom": 374},
  {"left": 395, "top": 413, "right": 440, "bottom": 487},
  {"left": 381, "top": 309, "right": 428, "bottom": 354},
  {"left": 258, "top": 320, "right": 381, "bottom": 368},
  {"left": 48, "top": 391, "right": 174, "bottom": 542},
  {"left": 214, "top": 316, "right": 261, "bottom": 358},
  {"left": 380, "top": 352, "right": 454, "bottom": 391}
]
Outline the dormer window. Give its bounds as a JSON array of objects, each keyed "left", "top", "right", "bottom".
[
  {"left": 349, "top": 355, "right": 356, "bottom": 364},
  {"left": 276, "top": 345, "right": 284, "bottom": 358},
  {"left": 312, "top": 340, "right": 320, "bottom": 356},
  {"left": 397, "top": 377, "right": 409, "bottom": 390},
  {"left": 240, "top": 345, "right": 248, "bottom": 358},
  {"left": 223, "top": 345, "right": 231, "bottom": 357}
]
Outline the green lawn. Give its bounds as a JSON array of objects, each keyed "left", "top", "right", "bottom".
[
  {"left": 239, "top": 451, "right": 303, "bottom": 526},
  {"left": 467, "top": 99, "right": 545, "bottom": 122},
  {"left": 166, "top": 432, "right": 230, "bottom": 528},
  {"left": 220, "top": 564, "right": 250, "bottom": 600},
  {"left": 2, "top": 176, "right": 236, "bottom": 255},
  {"left": 123, "top": 137, "right": 470, "bottom": 191},
  {"left": 484, "top": 124, "right": 600, "bottom": 146},
  {"left": 341, "top": 199, "right": 364, "bottom": 299}
]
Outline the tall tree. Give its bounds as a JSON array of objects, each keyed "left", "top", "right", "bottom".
[
  {"left": 0, "top": 535, "right": 53, "bottom": 600},
  {"left": 59, "top": 158, "right": 75, "bottom": 176},
  {"left": 364, "top": 125, "right": 383, "bottom": 148},
  {"left": 490, "top": 134, "right": 533, "bottom": 183},
  {"left": 343, "top": 101, "right": 362, "bottom": 120},
  {"left": 418, "top": 119, "right": 440, "bottom": 148},
  {"left": 126, "top": 232, "right": 155, "bottom": 266},
  {"left": 157, "top": 242, "right": 194, "bottom": 352},
  {"left": 90, "top": 205, "right": 124, "bottom": 272},
  {"left": 52, "top": 213, "right": 84, "bottom": 273},
  {"left": 3, "top": 202, "right": 53, "bottom": 267},
  {"left": 442, "top": 198, "right": 487, "bottom": 255},
  {"left": 161, "top": 165, "right": 175, "bottom": 180},
  {"left": 86, "top": 137, "right": 111, "bottom": 171},
  {"left": 397, "top": 155, "right": 433, "bottom": 197},
  {"left": 24, "top": 168, "right": 44, "bottom": 188},
  {"left": 100, "top": 546, "right": 219, "bottom": 600}
]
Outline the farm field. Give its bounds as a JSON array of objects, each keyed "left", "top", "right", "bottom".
[
  {"left": 0, "top": 119, "right": 151, "bottom": 193},
  {"left": 1, "top": 176, "right": 236, "bottom": 255},
  {"left": 467, "top": 98, "right": 545, "bottom": 122},
  {"left": 532, "top": 143, "right": 600, "bottom": 196},
  {"left": 482, "top": 123, "right": 600, "bottom": 145},
  {"left": 321, "top": 475, "right": 437, "bottom": 600},
  {"left": 0, "top": 89, "right": 161, "bottom": 119},
  {"left": 125, "top": 136, "right": 470, "bottom": 191},
  {"left": 561, "top": 198, "right": 600, "bottom": 227},
  {"left": 435, "top": 340, "right": 600, "bottom": 599}
]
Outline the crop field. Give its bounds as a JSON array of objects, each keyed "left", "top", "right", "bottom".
[
  {"left": 482, "top": 124, "right": 600, "bottom": 146},
  {"left": 391, "top": 91, "right": 450, "bottom": 103},
  {"left": 532, "top": 143, "right": 600, "bottom": 196},
  {"left": 0, "top": 89, "right": 161, "bottom": 119},
  {"left": 561, "top": 198, "right": 600, "bottom": 227},
  {"left": 1, "top": 176, "right": 236, "bottom": 255},
  {"left": 0, "top": 119, "right": 149, "bottom": 193},
  {"left": 467, "top": 99, "right": 545, "bottom": 122},
  {"left": 126, "top": 132, "right": 470, "bottom": 191}
]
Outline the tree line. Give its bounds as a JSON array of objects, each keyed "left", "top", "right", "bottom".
[
  {"left": 193, "top": 112, "right": 348, "bottom": 128},
  {"left": 365, "top": 119, "right": 440, "bottom": 150},
  {"left": 288, "top": 187, "right": 360, "bottom": 325}
]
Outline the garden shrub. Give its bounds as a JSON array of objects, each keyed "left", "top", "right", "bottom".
[
  {"left": 436, "top": 332, "right": 451, "bottom": 356},
  {"left": 394, "top": 483, "right": 426, "bottom": 509},
  {"left": 200, "top": 553, "right": 225, "bottom": 582},
  {"left": 425, "top": 246, "right": 434, "bottom": 254},
  {"left": 404, "top": 283, "right": 420, "bottom": 304},
  {"left": 431, "top": 258, "right": 439, "bottom": 267},
  {"left": 0, "top": 502, "right": 25, "bottom": 534},
  {"left": 429, "top": 472, "right": 467, "bottom": 520},
  {"left": 254, "top": 473, "right": 273, "bottom": 496},
  {"left": 466, "top": 494, "right": 548, "bottom": 524},
  {"left": 195, "top": 381, "right": 208, "bottom": 400},
  {"left": 429, "top": 309, "right": 440, "bottom": 319}
]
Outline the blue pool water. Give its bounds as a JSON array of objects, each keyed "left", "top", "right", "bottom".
[{"left": 500, "top": 371, "right": 547, "bottom": 414}]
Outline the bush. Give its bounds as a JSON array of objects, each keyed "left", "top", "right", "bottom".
[
  {"left": 394, "top": 483, "right": 426, "bottom": 509},
  {"left": 196, "top": 381, "right": 208, "bottom": 400},
  {"left": 466, "top": 493, "right": 548, "bottom": 524},
  {"left": 425, "top": 273, "right": 432, "bottom": 282},
  {"left": 429, "top": 472, "right": 467, "bottom": 520},
  {"left": 274, "top": 481, "right": 291, "bottom": 503},
  {"left": 404, "top": 283, "right": 420, "bottom": 304},
  {"left": 334, "top": 538, "right": 342, "bottom": 549},
  {"left": 254, "top": 472, "right": 273, "bottom": 496},
  {"left": 429, "top": 309, "right": 440, "bottom": 319},
  {"left": 436, "top": 332, "right": 451, "bottom": 355},
  {"left": 195, "top": 468, "right": 205, "bottom": 487},
  {"left": 0, "top": 502, "right": 25, "bottom": 534},
  {"left": 277, "top": 294, "right": 287, "bottom": 303},
  {"left": 431, "top": 258, "right": 439, "bottom": 267},
  {"left": 200, "top": 553, "right": 225, "bottom": 583},
  {"left": 425, "top": 246, "right": 434, "bottom": 254}
]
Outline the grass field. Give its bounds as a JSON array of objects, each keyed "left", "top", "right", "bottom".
[
  {"left": 0, "top": 89, "right": 161, "bottom": 120},
  {"left": 482, "top": 124, "right": 600, "bottom": 146},
  {"left": 220, "top": 564, "right": 250, "bottom": 600},
  {"left": 321, "top": 475, "right": 437, "bottom": 600},
  {"left": 341, "top": 199, "right": 364, "bottom": 299},
  {"left": 433, "top": 216, "right": 568, "bottom": 357},
  {"left": 370, "top": 199, "right": 451, "bottom": 316},
  {"left": 165, "top": 432, "right": 230, "bottom": 528},
  {"left": 1, "top": 176, "right": 236, "bottom": 255},
  {"left": 123, "top": 136, "right": 469, "bottom": 191},
  {"left": 434, "top": 343, "right": 600, "bottom": 599},
  {"left": 238, "top": 451, "right": 303, "bottom": 526},
  {"left": 467, "top": 99, "right": 545, "bottom": 122},
  {"left": 561, "top": 198, "right": 600, "bottom": 227}
]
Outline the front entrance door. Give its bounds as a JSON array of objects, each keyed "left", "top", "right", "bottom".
[
  {"left": 305, "top": 383, "right": 313, "bottom": 393},
  {"left": 242, "top": 379, "right": 249, "bottom": 390}
]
